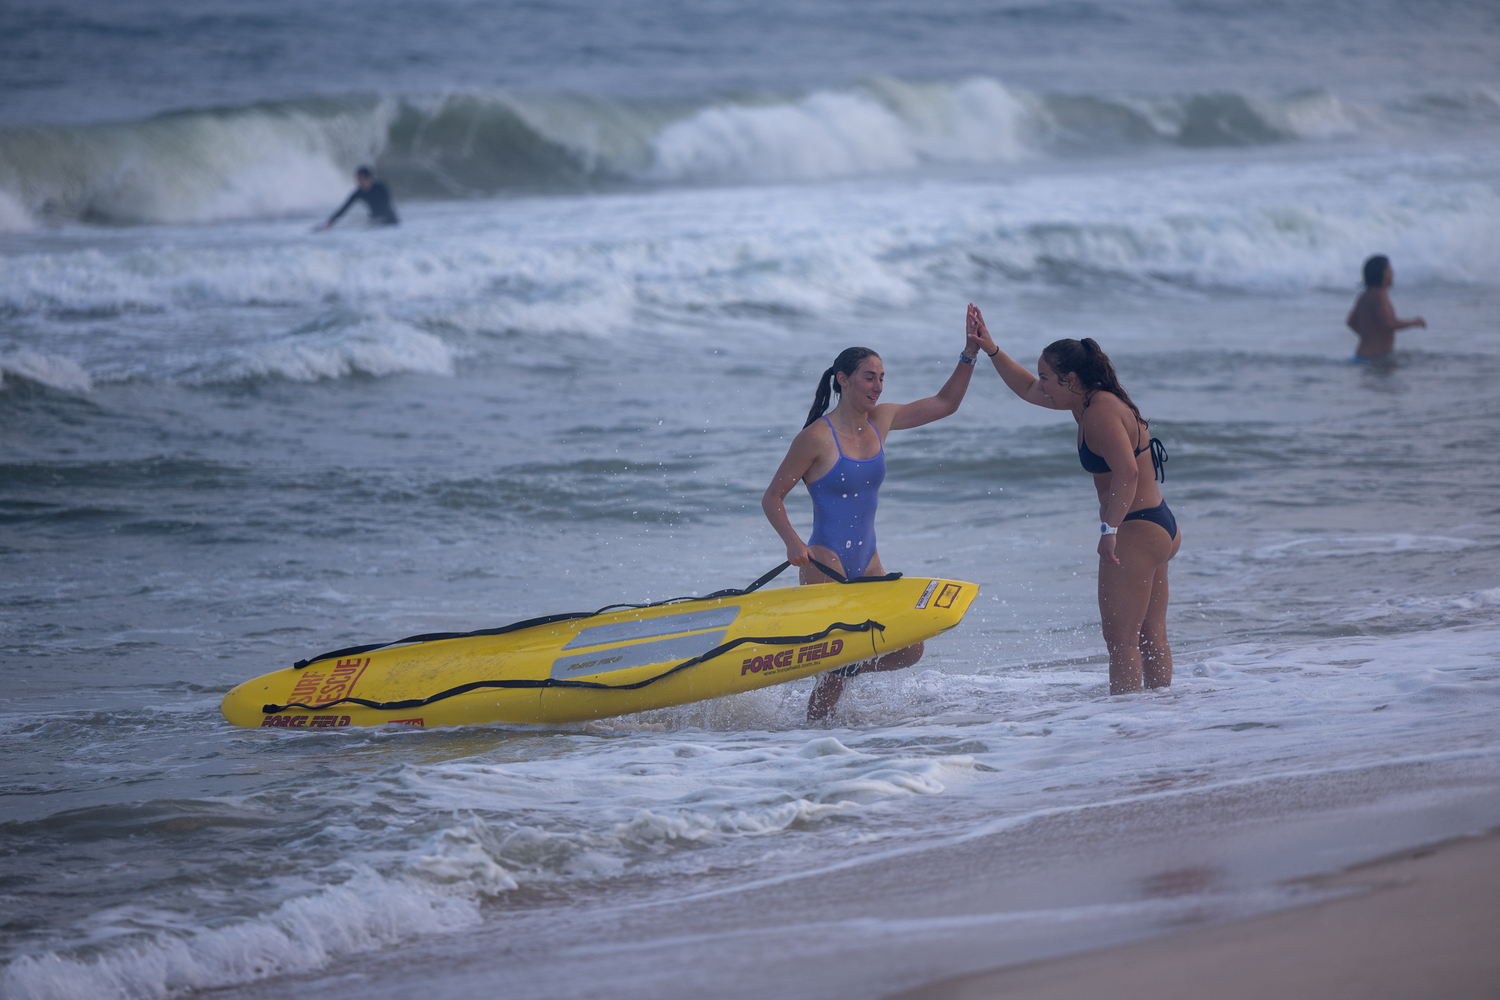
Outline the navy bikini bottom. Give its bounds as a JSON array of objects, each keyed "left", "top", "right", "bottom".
[{"left": 1122, "top": 500, "right": 1177, "bottom": 540}]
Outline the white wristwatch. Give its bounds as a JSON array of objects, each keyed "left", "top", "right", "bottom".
[{"left": 1100, "top": 522, "right": 1118, "bottom": 536}]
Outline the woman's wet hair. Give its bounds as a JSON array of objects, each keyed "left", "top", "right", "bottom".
[
  {"left": 805, "top": 347, "right": 880, "bottom": 428},
  {"left": 1362, "top": 254, "right": 1390, "bottom": 289},
  {"left": 1041, "top": 338, "right": 1146, "bottom": 426}
]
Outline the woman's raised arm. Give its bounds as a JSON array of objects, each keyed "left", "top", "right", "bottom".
[
  {"left": 886, "top": 311, "right": 983, "bottom": 431},
  {"left": 968, "top": 304, "right": 1058, "bottom": 409}
]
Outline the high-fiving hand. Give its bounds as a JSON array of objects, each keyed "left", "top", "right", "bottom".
[{"left": 966, "top": 303, "right": 997, "bottom": 358}]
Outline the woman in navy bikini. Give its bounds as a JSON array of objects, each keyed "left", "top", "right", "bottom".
[
  {"left": 762, "top": 321, "right": 983, "bottom": 719},
  {"left": 968, "top": 304, "right": 1181, "bottom": 696}
]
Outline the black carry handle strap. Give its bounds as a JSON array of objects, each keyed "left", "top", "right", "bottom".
[
  {"left": 291, "top": 559, "right": 901, "bottom": 669},
  {"left": 806, "top": 558, "right": 901, "bottom": 586},
  {"left": 291, "top": 611, "right": 598, "bottom": 670},
  {"left": 265, "top": 618, "right": 886, "bottom": 714}
]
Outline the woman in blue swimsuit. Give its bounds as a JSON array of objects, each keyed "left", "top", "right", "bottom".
[
  {"left": 762, "top": 321, "right": 983, "bottom": 718},
  {"left": 968, "top": 304, "right": 1182, "bottom": 696}
]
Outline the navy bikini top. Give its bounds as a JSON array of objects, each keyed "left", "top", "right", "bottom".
[{"left": 1079, "top": 423, "right": 1168, "bottom": 482}]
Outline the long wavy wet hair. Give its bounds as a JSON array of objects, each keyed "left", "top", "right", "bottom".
[
  {"left": 804, "top": 347, "right": 880, "bottom": 428},
  {"left": 1041, "top": 338, "right": 1146, "bottom": 427}
]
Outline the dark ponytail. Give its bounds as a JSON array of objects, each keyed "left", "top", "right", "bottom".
[
  {"left": 804, "top": 347, "right": 880, "bottom": 428},
  {"left": 1041, "top": 338, "right": 1146, "bottom": 427}
]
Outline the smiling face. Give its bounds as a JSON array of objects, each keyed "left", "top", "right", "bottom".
[
  {"left": 837, "top": 356, "right": 885, "bottom": 412},
  {"left": 1036, "top": 356, "right": 1083, "bottom": 410}
]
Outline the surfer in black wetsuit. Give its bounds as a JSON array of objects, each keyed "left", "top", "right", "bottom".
[{"left": 318, "top": 166, "right": 398, "bottom": 229}]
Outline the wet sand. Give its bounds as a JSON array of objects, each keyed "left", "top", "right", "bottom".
[{"left": 891, "top": 829, "right": 1500, "bottom": 1000}]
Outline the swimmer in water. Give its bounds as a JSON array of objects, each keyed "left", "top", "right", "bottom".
[
  {"left": 762, "top": 316, "right": 984, "bottom": 719},
  {"left": 318, "top": 166, "right": 399, "bottom": 229},
  {"left": 1346, "top": 255, "right": 1425, "bottom": 361},
  {"left": 968, "top": 304, "right": 1181, "bottom": 696}
]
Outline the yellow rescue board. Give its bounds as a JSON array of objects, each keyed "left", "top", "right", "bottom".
[{"left": 222, "top": 576, "right": 977, "bottom": 730}]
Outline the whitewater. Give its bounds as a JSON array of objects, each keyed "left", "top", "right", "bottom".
[{"left": 3, "top": 1, "right": 1500, "bottom": 998}]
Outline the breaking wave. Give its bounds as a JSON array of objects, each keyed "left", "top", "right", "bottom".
[
  {"left": 0, "top": 77, "right": 1435, "bottom": 228},
  {"left": 0, "top": 98, "right": 388, "bottom": 229},
  {"left": 0, "top": 351, "right": 93, "bottom": 394},
  {"left": 0, "top": 730, "right": 972, "bottom": 1000},
  {"left": 185, "top": 318, "right": 458, "bottom": 385},
  {"left": 0, "top": 868, "right": 486, "bottom": 1000}
]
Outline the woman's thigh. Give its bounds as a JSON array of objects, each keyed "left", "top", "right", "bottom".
[
  {"left": 1141, "top": 525, "right": 1182, "bottom": 637},
  {"left": 1098, "top": 523, "right": 1175, "bottom": 637}
]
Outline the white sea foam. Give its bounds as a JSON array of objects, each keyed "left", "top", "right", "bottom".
[
  {"left": 0, "top": 869, "right": 482, "bottom": 1000},
  {"left": 1340, "top": 586, "right": 1500, "bottom": 621},
  {"left": 1251, "top": 533, "right": 1475, "bottom": 560},
  {"left": 0, "top": 137, "right": 1495, "bottom": 397},
  {"left": 1455, "top": 587, "right": 1500, "bottom": 609},
  {"left": 188, "top": 318, "right": 457, "bottom": 384},
  {"left": 1272, "top": 90, "right": 1364, "bottom": 139},
  {"left": 196, "top": 150, "right": 352, "bottom": 224},
  {"left": 379, "top": 733, "right": 971, "bottom": 854},
  {"left": 0, "top": 351, "right": 92, "bottom": 393},
  {"left": 647, "top": 78, "right": 1031, "bottom": 184},
  {"left": 0, "top": 189, "right": 35, "bottom": 232},
  {"left": 2, "top": 143, "right": 1494, "bottom": 334},
  {"left": 410, "top": 821, "right": 522, "bottom": 893},
  {"left": 0, "top": 102, "right": 389, "bottom": 226}
]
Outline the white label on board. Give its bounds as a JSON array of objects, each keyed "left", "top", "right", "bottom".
[{"left": 915, "top": 580, "right": 939, "bottom": 609}]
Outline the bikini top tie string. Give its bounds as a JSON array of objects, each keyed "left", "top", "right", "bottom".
[{"left": 1148, "top": 437, "right": 1168, "bottom": 483}]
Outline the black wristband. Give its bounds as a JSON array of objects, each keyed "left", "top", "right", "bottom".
[{"left": 984, "top": 346, "right": 999, "bottom": 357}]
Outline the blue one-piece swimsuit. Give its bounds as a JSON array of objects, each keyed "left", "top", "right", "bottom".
[{"left": 806, "top": 415, "right": 885, "bottom": 579}]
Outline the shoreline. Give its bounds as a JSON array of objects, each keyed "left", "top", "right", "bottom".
[
  {"left": 207, "top": 755, "right": 1500, "bottom": 1000},
  {"left": 889, "top": 828, "right": 1500, "bottom": 1000}
]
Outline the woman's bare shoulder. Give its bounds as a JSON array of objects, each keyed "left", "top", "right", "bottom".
[
  {"left": 770, "top": 421, "right": 834, "bottom": 486},
  {"left": 1086, "top": 392, "right": 1143, "bottom": 436},
  {"left": 868, "top": 402, "right": 905, "bottom": 434},
  {"left": 1085, "top": 391, "right": 1133, "bottom": 420},
  {"left": 788, "top": 418, "right": 833, "bottom": 453}
]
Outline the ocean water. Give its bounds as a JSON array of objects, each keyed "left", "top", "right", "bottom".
[{"left": 3, "top": 2, "right": 1500, "bottom": 999}]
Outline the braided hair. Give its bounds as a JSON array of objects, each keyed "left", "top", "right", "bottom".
[
  {"left": 804, "top": 347, "right": 880, "bottom": 428},
  {"left": 1041, "top": 338, "right": 1146, "bottom": 427}
]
